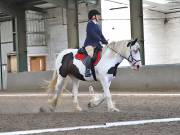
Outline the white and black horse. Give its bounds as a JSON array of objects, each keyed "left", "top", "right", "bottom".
[{"left": 47, "top": 39, "right": 141, "bottom": 112}]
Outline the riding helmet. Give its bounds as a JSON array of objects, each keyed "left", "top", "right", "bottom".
[{"left": 88, "top": 9, "right": 101, "bottom": 20}]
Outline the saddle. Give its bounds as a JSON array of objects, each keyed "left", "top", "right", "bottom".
[
  {"left": 75, "top": 46, "right": 102, "bottom": 81},
  {"left": 75, "top": 46, "right": 102, "bottom": 66}
]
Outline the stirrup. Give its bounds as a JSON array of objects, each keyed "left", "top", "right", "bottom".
[{"left": 85, "top": 69, "right": 91, "bottom": 77}]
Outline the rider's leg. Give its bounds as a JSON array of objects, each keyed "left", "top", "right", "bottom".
[
  {"left": 84, "top": 55, "right": 92, "bottom": 77},
  {"left": 84, "top": 46, "right": 94, "bottom": 77}
]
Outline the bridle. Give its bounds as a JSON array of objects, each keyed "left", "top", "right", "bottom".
[
  {"left": 106, "top": 44, "right": 141, "bottom": 66},
  {"left": 127, "top": 46, "right": 141, "bottom": 66}
]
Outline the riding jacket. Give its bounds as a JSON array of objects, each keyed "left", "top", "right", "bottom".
[{"left": 84, "top": 20, "right": 108, "bottom": 48}]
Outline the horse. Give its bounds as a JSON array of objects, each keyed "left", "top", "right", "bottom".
[{"left": 47, "top": 39, "right": 141, "bottom": 112}]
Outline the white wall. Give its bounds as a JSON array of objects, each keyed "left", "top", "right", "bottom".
[
  {"left": 165, "top": 12, "right": 180, "bottom": 64},
  {"left": 101, "top": 0, "right": 131, "bottom": 42},
  {"left": 144, "top": 10, "right": 180, "bottom": 65},
  {"left": 143, "top": 9, "right": 167, "bottom": 65},
  {"left": 101, "top": 0, "right": 180, "bottom": 65}
]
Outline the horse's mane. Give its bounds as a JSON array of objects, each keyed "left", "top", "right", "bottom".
[
  {"left": 106, "top": 40, "right": 130, "bottom": 54},
  {"left": 108, "top": 40, "right": 129, "bottom": 48}
]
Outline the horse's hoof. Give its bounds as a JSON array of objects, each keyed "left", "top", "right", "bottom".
[
  {"left": 88, "top": 102, "right": 99, "bottom": 108},
  {"left": 48, "top": 101, "right": 56, "bottom": 112},
  {"left": 76, "top": 106, "right": 82, "bottom": 112},
  {"left": 48, "top": 99, "right": 57, "bottom": 108},
  {"left": 108, "top": 107, "right": 120, "bottom": 112},
  {"left": 49, "top": 107, "right": 55, "bottom": 112},
  {"left": 88, "top": 102, "right": 91, "bottom": 108},
  {"left": 88, "top": 102, "right": 93, "bottom": 108},
  {"left": 39, "top": 107, "right": 46, "bottom": 113}
]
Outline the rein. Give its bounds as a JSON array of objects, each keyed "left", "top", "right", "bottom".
[{"left": 106, "top": 44, "right": 128, "bottom": 61}]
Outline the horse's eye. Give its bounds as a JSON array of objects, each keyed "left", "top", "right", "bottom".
[{"left": 133, "top": 49, "right": 139, "bottom": 54}]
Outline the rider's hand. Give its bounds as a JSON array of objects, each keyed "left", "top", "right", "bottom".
[{"left": 103, "top": 40, "right": 108, "bottom": 45}]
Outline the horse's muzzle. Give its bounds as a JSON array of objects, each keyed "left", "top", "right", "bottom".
[{"left": 131, "top": 64, "right": 140, "bottom": 71}]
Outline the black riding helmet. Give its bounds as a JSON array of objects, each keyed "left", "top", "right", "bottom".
[{"left": 88, "top": 9, "right": 101, "bottom": 20}]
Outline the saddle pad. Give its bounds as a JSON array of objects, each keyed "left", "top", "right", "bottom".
[{"left": 75, "top": 51, "right": 101, "bottom": 66}]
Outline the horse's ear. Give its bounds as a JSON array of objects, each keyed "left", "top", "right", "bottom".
[
  {"left": 127, "top": 41, "right": 131, "bottom": 47},
  {"left": 127, "top": 38, "right": 138, "bottom": 47},
  {"left": 131, "top": 38, "right": 138, "bottom": 45}
]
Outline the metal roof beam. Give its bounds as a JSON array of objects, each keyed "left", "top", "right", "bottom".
[
  {"left": 21, "top": 0, "right": 48, "bottom": 6},
  {"left": 0, "top": 0, "right": 24, "bottom": 16},
  {"left": 25, "top": 6, "right": 46, "bottom": 13},
  {"left": 43, "top": 0, "right": 66, "bottom": 8},
  {"left": 0, "top": 16, "right": 12, "bottom": 22}
]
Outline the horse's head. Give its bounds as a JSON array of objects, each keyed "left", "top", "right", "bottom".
[
  {"left": 126, "top": 39, "right": 141, "bottom": 70},
  {"left": 106, "top": 39, "right": 141, "bottom": 70}
]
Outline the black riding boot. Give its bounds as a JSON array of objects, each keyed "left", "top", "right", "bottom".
[{"left": 84, "top": 56, "right": 92, "bottom": 77}]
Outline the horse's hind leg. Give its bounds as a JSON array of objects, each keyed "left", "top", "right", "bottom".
[
  {"left": 71, "top": 77, "right": 81, "bottom": 111},
  {"left": 49, "top": 75, "right": 65, "bottom": 109}
]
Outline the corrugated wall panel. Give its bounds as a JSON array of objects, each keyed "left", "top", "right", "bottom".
[
  {"left": 26, "top": 11, "right": 46, "bottom": 46},
  {"left": 0, "top": 21, "right": 13, "bottom": 64},
  {"left": 0, "top": 21, "right": 13, "bottom": 89},
  {"left": 1, "top": 21, "right": 13, "bottom": 43}
]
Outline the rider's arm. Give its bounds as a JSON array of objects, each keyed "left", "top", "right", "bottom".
[
  {"left": 87, "top": 22, "right": 101, "bottom": 41},
  {"left": 100, "top": 34, "right": 108, "bottom": 45}
]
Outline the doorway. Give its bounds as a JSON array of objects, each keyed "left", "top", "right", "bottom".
[{"left": 30, "top": 56, "right": 46, "bottom": 71}]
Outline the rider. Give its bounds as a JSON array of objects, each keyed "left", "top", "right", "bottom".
[{"left": 84, "top": 9, "right": 108, "bottom": 77}]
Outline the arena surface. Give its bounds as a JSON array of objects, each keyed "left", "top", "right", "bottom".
[{"left": 0, "top": 92, "right": 180, "bottom": 135}]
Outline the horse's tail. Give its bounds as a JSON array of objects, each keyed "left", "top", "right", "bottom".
[
  {"left": 46, "top": 70, "right": 58, "bottom": 94},
  {"left": 46, "top": 70, "right": 70, "bottom": 94}
]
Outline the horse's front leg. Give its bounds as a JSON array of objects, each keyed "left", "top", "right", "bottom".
[
  {"left": 88, "top": 86, "right": 105, "bottom": 108},
  {"left": 99, "top": 76, "right": 119, "bottom": 112}
]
